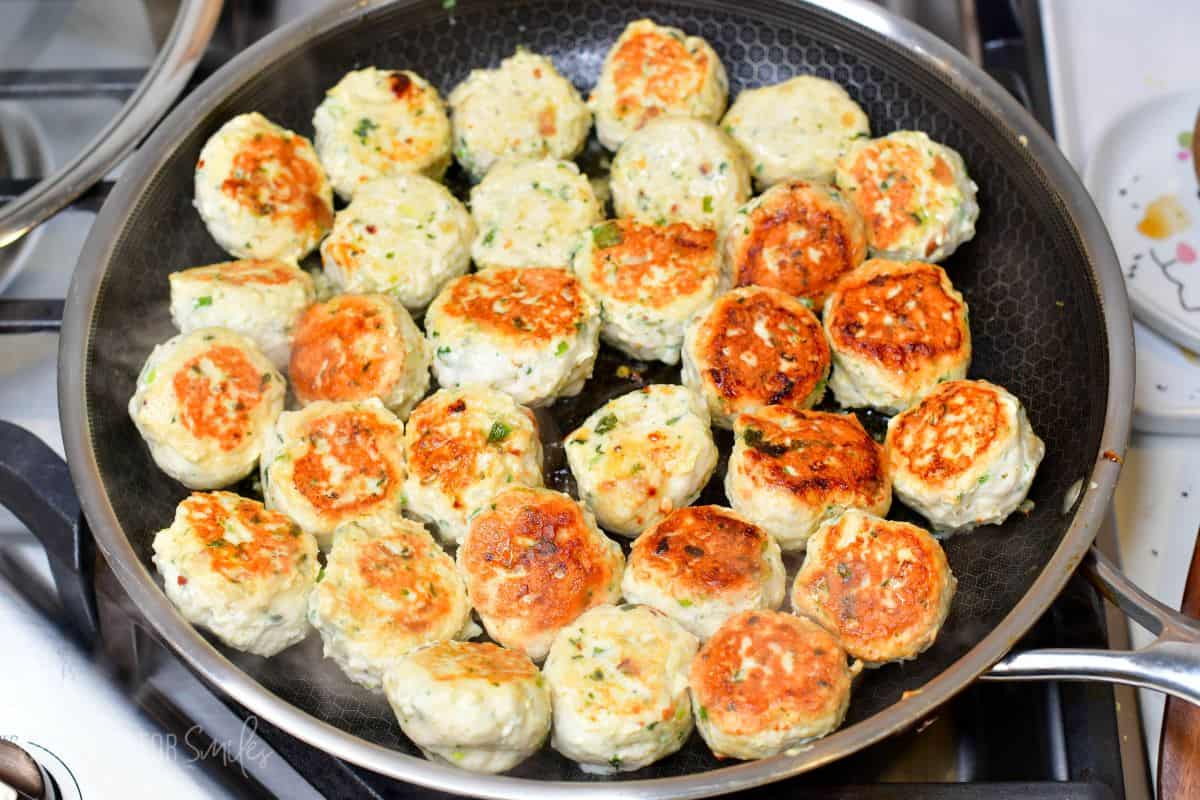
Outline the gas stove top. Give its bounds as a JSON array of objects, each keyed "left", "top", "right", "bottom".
[{"left": 0, "top": 1, "right": 1152, "bottom": 798}]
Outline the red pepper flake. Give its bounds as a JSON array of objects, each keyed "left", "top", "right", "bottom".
[
  {"left": 1102, "top": 450, "right": 1123, "bottom": 465},
  {"left": 177, "top": 575, "right": 188, "bottom": 585},
  {"left": 388, "top": 71, "right": 413, "bottom": 100},
  {"left": 365, "top": 224, "right": 377, "bottom": 234},
  {"left": 196, "top": 159, "right": 205, "bottom": 169}
]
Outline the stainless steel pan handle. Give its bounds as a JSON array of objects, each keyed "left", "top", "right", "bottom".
[{"left": 984, "top": 547, "right": 1200, "bottom": 705}]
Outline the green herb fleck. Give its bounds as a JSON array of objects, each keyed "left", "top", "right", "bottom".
[
  {"left": 592, "top": 221, "right": 623, "bottom": 249},
  {"left": 594, "top": 413, "right": 618, "bottom": 434},
  {"left": 487, "top": 421, "right": 512, "bottom": 444},
  {"left": 194, "top": 296, "right": 213, "bottom": 309},
  {"left": 353, "top": 117, "right": 378, "bottom": 143},
  {"left": 316, "top": 565, "right": 326, "bottom": 582},
  {"left": 978, "top": 473, "right": 990, "bottom": 485},
  {"left": 555, "top": 341, "right": 569, "bottom": 356},
  {"left": 678, "top": 598, "right": 693, "bottom": 607},
  {"left": 482, "top": 228, "right": 496, "bottom": 246},
  {"left": 702, "top": 195, "right": 714, "bottom": 214},
  {"left": 836, "top": 562, "right": 851, "bottom": 580},
  {"left": 698, "top": 706, "right": 708, "bottom": 721},
  {"left": 589, "top": 668, "right": 604, "bottom": 681},
  {"left": 742, "top": 427, "right": 788, "bottom": 457}
]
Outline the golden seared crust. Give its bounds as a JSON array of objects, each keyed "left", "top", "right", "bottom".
[
  {"left": 172, "top": 343, "right": 274, "bottom": 452},
  {"left": 792, "top": 511, "right": 954, "bottom": 664},
  {"left": 405, "top": 389, "right": 536, "bottom": 500},
  {"left": 176, "top": 259, "right": 305, "bottom": 287},
  {"left": 177, "top": 492, "right": 306, "bottom": 584},
  {"left": 727, "top": 181, "right": 867, "bottom": 306},
  {"left": 409, "top": 640, "right": 539, "bottom": 684},
  {"left": 825, "top": 259, "right": 967, "bottom": 372},
  {"left": 690, "top": 610, "right": 849, "bottom": 738},
  {"left": 289, "top": 408, "right": 404, "bottom": 518},
  {"left": 215, "top": 124, "right": 332, "bottom": 238},
  {"left": 694, "top": 286, "right": 830, "bottom": 413},
  {"left": 734, "top": 408, "right": 889, "bottom": 509},
  {"left": 886, "top": 380, "right": 1012, "bottom": 490},
  {"left": 460, "top": 487, "right": 620, "bottom": 637},
  {"left": 587, "top": 220, "right": 718, "bottom": 308},
  {"left": 289, "top": 294, "right": 403, "bottom": 405},
  {"left": 839, "top": 136, "right": 956, "bottom": 256},
  {"left": 438, "top": 268, "right": 589, "bottom": 344},
  {"left": 607, "top": 25, "right": 712, "bottom": 130},
  {"left": 346, "top": 524, "right": 456, "bottom": 635},
  {"left": 629, "top": 506, "right": 771, "bottom": 597}
]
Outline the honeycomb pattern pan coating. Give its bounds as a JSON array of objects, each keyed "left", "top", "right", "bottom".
[{"left": 67, "top": 0, "right": 1127, "bottom": 791}]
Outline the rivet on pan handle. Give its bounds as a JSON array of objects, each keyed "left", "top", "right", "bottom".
[{"left": 983, "top": 547, "right": 1200, "bottom": 706}]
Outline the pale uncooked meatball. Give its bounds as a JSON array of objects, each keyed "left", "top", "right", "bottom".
[
  {"left": 457, "top": 486, "right": 624, "bottom": 661},
  {"left": 723, "top": 180, "right": 867, "bottom": 308},
  {"left": 288, "top": 293, "right": 431, "bottom": 420},
  {"left": 682, "top": 285, "right": 831, "bottom": 429},
  {"left": 319, "top": 175, "right": 474, "bottom": 313},
  {"left": 403, "top": 385, "right": 544, "bottom": 545},
  {"left": 194, "top": 112, "right": 333, "bottom": 261},
  {"left": 823, "top": 259, "right": 971, "bottom": 414},
  {"left": 544, "top": 604, "right": 698, "bottom": 772},
  {"left": 424, "top": 268, "right": 600, "bottom": 408},
  {"left": 690, "top": 610, "right": 853, "bottom": 760},
  {"left": 384, "top": 640, "right": 551, "bottom": 773},
  {"left": 621, "top": 506, "right": 785, "bottom": 639},
  {"left": 312, "top": 68, "right": 452, "bottom": 198},
  {"left": 610, "top": 117, "right": 750, "bottom": 232},
  {"left": 726, "top": 406, "right": 891, "bottom": 552},
  {"left": 834, "top": 130, "right": 979, "bottom": 262},
  {"left": 308, "top": 512, "right": 476, "bottom": 691},
  {"left": 448, "top": 49, "right": 592, "bottom": 180},
  {"left": 569, "top": 218, "right": 723, "bottom": 364},
  {"left": 792, "top": 510, "right": 956, "bottom": 666},
  {"left": 469, "top": 159, "right": 601, "bottom": 271},
  {"left": 565, "top": 385, "right": 717, "bottom": 538},
  {"left": 885, "top": 379, "right": 1045, "bottom": 533},
  {"left": 153, "top": 491, "right": 318, "bottom": 657},
  {"left": 129, "top": 327, "right": 285, "bottom": 489},
  {"left": 260, "top": 399, "right": 407, "bottom": 549},
  {"left": 721, "top": 75, "right": 870, "bottom": 188},
  {"left": 168, "top": 259, "right": 315, "bottom": 370},
  {"left": 589, "top": 19, "right": 728, "bottom": 151}
]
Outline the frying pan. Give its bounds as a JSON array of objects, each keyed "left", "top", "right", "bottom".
[{"left": 2, "top": 0, "right": 1199, "bottom": 797}]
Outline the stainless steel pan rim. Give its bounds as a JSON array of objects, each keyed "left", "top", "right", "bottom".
[{"left": 60, "top": 0, "right": 1133, "bottom": 796}]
